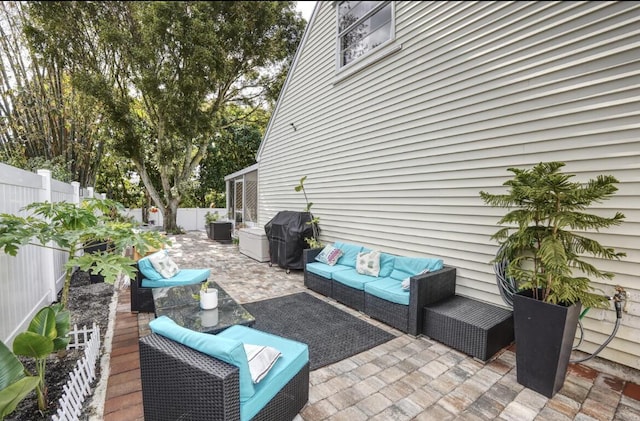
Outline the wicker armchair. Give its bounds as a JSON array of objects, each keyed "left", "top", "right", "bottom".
[
  {"left": 130, "top": 263, "right": 154, "bottom": 313},
  {"left": 139, "top": 333, "right": 310, "bottom": 421},
  {"left": 130, "top": 260, "right": 210, "bottom": 313},
  {"left": 364, "top": 265, "right": 456, "bottom": 336}
]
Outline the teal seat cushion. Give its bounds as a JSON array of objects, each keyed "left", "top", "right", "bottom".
[
  {"left": 333, "top": 242, "right": 366, "bottom": 268},
  {"left": 306, "top": 262, "right": 351, "bottom": 279},
  {"left": 389, "top": 256, "right": 444, "bottom": 281},
  {"left": 365, "top": 278, "right": 410, "bottom": 305},
  {"left": 219, "top": 325, "right": 309, "bottom": 421},
  {"left": 137, "top": 255, "right": 164, "bottom": 281},
  {"left": 141, "top": 268, "right": 210, "bottom": 288},
  {"left": 332, "top": 269, "right": 378, "bottom": 291},
  {"left": 149, "top": 316, "right": 255, "bottom": 402}
]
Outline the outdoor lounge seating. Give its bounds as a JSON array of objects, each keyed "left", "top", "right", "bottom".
[
  {"left": 303, "top": 242, "right": 457, "bottom": 335},
  {"left": 130, "top": 250, "right": 211, "bottom": 313},
  {"left": 139, "top": 316, "right": 309, "bottom": 421}
]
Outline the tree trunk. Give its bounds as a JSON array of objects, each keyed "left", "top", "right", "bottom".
[{"left": 163, "top": 199, "right": 180, "bottom": 232}]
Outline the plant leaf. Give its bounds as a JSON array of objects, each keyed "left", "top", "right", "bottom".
[
  {"left": 27, "top": 307, "right": 57, "bottom": 341},
  {"left": 12, "top": 332, "right": 54, "bottom": 360},
  {"left": 0, "top": 376, "right": 40, "bottom": 420}
]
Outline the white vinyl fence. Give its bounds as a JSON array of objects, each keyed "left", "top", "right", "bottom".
[
  {"left": 0, "top": 162, "right": 234, "bottom": 346},
  {"left": 0, "top": 163, "right": 103, "bottom": 346},
  {"left": 123, "top": 207, "right": 228, "bottom": 231}
]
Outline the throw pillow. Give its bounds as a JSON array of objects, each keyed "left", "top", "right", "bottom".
[
  {"left": 147, "top": 250, "right": 180, "bottom": 279},
  {"left": 315, "top": 245, "right": 343, "bottom": 266},
  {"left": 402, "top": 268, "right": 430, "bottom": 290},
  {"left": 244, "top": 344, "right": 282, "bottom": 383},
  {"left": 356, "top": 250, "right": 381, "bottom": 277}
]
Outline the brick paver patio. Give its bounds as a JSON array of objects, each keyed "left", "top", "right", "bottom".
[{"left": 101, "top": 231, "right": 640, "bottom": 420}]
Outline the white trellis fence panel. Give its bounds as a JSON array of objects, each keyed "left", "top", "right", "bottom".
[{"left": 52, "top": 323, "right": 101, "bottom": 421}]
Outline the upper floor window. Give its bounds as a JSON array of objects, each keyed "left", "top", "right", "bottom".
[{"left": 337, "top": 1, "right": 393, "bottom": 68}]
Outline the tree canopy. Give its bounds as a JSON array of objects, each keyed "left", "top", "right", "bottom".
[
  {"left": 23, "top": 1, "right": 305, "bottom": 231},
  {"left": 0, "top": 2, "right": 107, "bottom": 186}
]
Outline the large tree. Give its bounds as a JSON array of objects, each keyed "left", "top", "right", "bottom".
[
  {"left": 198, "top": 105, "right": 267, "bottom": 207},
  {"left": 0, "top": 1, "right": 106, "bottom": 186},
  {"left": 25, "top": 1, "right": 305, "bottom": 232}
]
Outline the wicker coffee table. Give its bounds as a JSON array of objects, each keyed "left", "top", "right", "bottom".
[{"left": 152, "top": 282, "right": 255, "bottom": 334}]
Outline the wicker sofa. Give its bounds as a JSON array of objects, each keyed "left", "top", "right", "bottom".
[
  {"left": 130, "top": 250, "right": 211, "bottom": 313},
  {"left": 303, "top": 242, "right": 456, "bottom": 336},
  {"left": 140, "top": 317, "right": 310, "bottom": 421}
]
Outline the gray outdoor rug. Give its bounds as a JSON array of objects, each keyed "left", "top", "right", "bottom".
[{"left": 243, "top": 292, "right": 397, "bottom": 370}]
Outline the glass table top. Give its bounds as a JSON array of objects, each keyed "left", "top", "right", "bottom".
[{"left": 152, "top": 282, "right": 255, "bottom": 334}]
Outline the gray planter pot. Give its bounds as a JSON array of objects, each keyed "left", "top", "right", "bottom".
[{"left": 513, "top": 290, "right": 581, "bottom": 398}]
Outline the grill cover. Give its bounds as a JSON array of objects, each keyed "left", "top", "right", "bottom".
[{"left": 264, "top": 211, "right": 314, "bottom": 271}]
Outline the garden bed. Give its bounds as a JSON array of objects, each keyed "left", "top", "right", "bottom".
[{"left": 7, "top": 270, "right": 114, "bottom": 420}]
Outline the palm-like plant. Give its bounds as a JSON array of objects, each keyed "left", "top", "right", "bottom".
[
  {"left": 0, "top": 197, "right": 168, "bottom": 307},
  {"left": 480, "top": 162, "right": 625, "bottom": 308}
]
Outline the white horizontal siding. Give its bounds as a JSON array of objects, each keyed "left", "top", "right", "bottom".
[{"left": 258, "top": 1, "right": 640, "bottom": 369}]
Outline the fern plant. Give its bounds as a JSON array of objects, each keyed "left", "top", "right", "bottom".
[{"left": 480, "top": 162, "right": 625, "bottom": 308}]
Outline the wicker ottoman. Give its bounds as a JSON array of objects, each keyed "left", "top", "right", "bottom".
[{"left": 423, "top": 295, "right": 514, "bottom": 361}]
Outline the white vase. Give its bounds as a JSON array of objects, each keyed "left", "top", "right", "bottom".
[{"left": 200, "top": 288, "right": 218, "bottom": 310}]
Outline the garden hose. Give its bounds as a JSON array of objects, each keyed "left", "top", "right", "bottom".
[
  {"left": 493, "top": 252, "right": 626, "bottom": 363},
  {"left": 570, "top": 293, "right": 624, "bottom": 363},
  {"left": 493, "top": 257, "right": 517, "bottom": 308}
]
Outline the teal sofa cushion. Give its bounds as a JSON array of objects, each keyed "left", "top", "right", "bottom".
[
  {"left": 332, "top": 269, "right": 378, "bottom": 291},
  {"left": 333, "top": 242, "right": 366, "bottom": 268},
  {"left": 306, "top": 262, "right": 351, "bottom": 279},
  {"left": 219, "top": 325, "right": 309, "bottom": 421},
  {"left": 378, "top": 253, "right": 396, "bottom": 278},
  {"left": 365, "top": 278, "right": 410, "bottom": 305},
  {"left": 138, "top": 255, "right": 164, "bottom": 281},
  {"left": 140, "top": 268, "right": 210, "bottom": 288},
  {"left": 149, "top": 316, "right": 255, "bottom": 402},
  {"left": 389, "top": 256, "right": 443, "bottom": 281}
]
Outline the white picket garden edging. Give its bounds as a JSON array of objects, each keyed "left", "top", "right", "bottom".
[{"left": 52, "top": 323, "right": 101, "bottom": 421}]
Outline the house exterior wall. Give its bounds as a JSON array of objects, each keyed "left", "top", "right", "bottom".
[{"left": 257, "top": 1, "right": 640, "bottom": 369}]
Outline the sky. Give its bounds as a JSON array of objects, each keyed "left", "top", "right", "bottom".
[{"left": 296, "top": 1, "right": 317, "bottom": 21}]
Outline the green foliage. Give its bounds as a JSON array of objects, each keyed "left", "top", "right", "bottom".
[
  {"left": 0, "top": 341, "right": 40, "bottom": 420},
  {"left": 24, "top": 1, "right": 305, "bottom": 231},
  {"left": 12, "top": 305, "right": 71, "bottom": 411},
  {"left": 480, "top": 162, "right": 625, "bottom": 308},
  {"left": 198, "top": 110, "right": 266, "bottom": 205},
  {"left": 205, "top": 211, "right": 220, "bottom": 224},
  {"left": 205, "top": 191, "right": 226, "bottom": 209},
  {"left": 0, "top": 2, "right": 107, "bottom": 189},
  {"left": 0, "top": 198, "right": 169, "bottom": 307},
  {"left": 295, "top": 176, "right": 322, "bottom": 248},
  {"left": 94, "top": 153, "right": 146, "bottom": 208}
]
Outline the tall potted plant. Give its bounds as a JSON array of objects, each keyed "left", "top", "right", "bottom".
[{"left": 480, "top": 162, "right": 625, "bottom": 398}]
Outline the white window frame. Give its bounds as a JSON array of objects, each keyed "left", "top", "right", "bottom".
[{"left": 335, "top": 1, "right": 396, "bottom": 72}]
